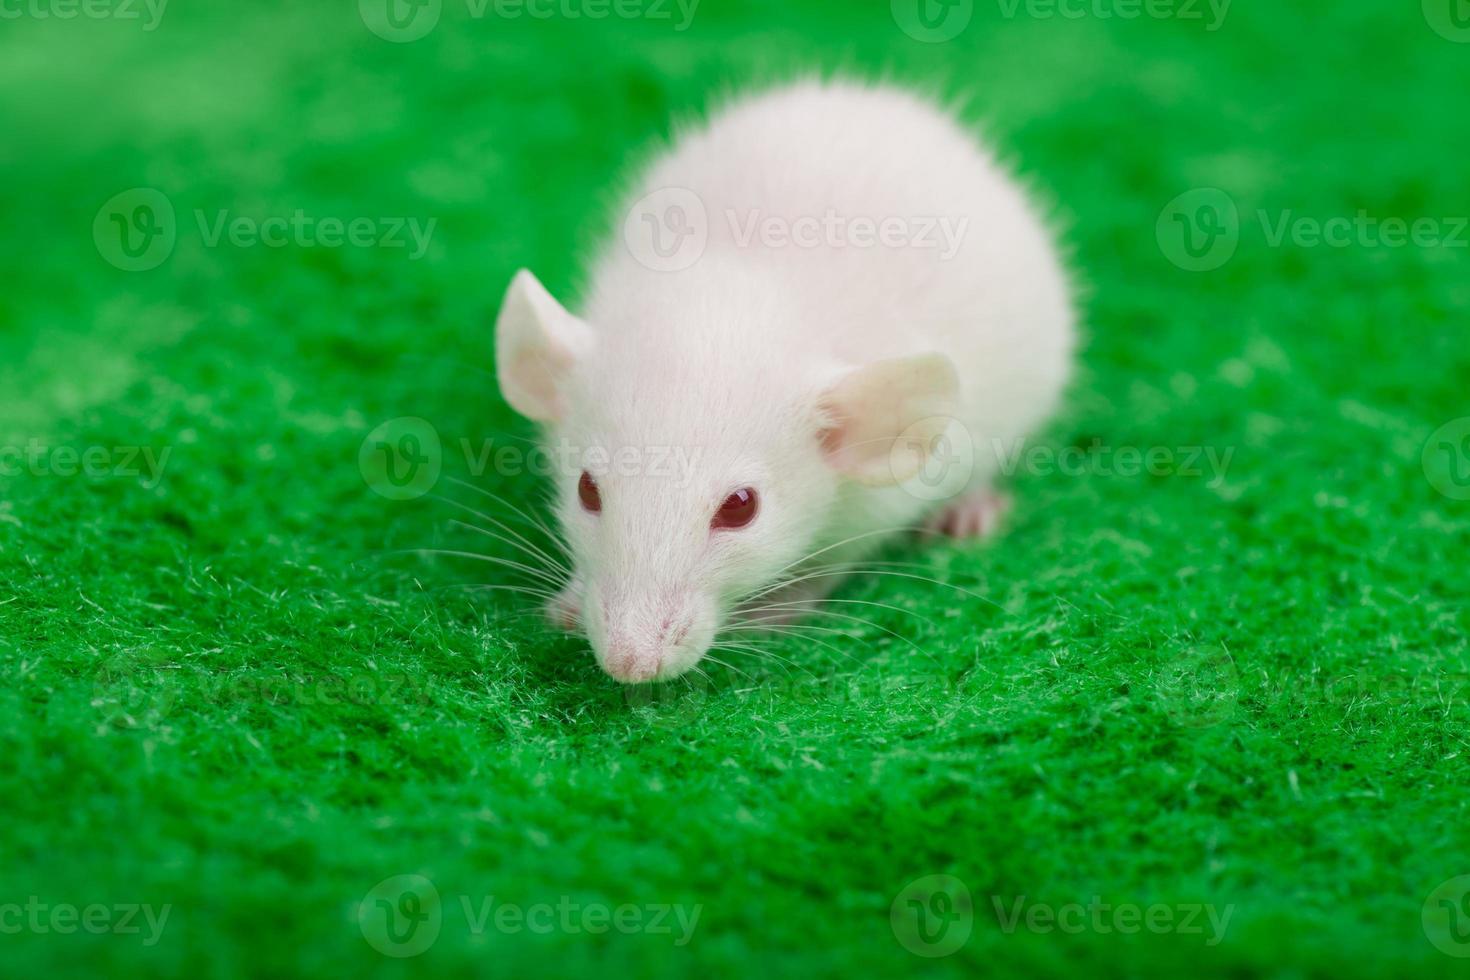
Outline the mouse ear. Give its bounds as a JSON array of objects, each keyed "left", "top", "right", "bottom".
[
  {"left": 494, "top": 269, "right": 593, "bottom": 423},
  {"left": 817, "top": 353, "right": 960, "bottom": 486}
]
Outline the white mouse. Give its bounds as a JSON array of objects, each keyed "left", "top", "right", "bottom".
[{"left": 493, "top": 78, "right": 1076, "bottom": 684}]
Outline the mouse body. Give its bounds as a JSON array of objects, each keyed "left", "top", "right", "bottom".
[{"left": 494, "top": 79, "right": 1075, "bottom": 683}]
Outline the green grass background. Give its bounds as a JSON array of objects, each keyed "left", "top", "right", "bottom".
[{"left": 3, "top": 0, "right": 1469, "bottom": 976}]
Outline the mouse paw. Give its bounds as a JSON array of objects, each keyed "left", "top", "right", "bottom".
[
  {"left": 545, "top": 584, "right": 581, "bottom": 632},
  {"left": 928, "top": 490, "right": 1013, "bottom": 540}
]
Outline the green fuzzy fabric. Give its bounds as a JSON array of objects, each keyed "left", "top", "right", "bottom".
[{"left": 3, "top": 1, "right": 1469, "bottom": 976}]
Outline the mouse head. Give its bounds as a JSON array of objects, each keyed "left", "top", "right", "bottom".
[{"left": 493, "top": 269, "right": 957, "bottom": 684}]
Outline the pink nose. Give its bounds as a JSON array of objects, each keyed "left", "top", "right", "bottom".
[{"left": 605, "top": 650, "right": 661, "bottom": 683}]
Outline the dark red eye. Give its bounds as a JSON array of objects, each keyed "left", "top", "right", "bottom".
[
  {"left": 578, "top": 471, "right": 601, "bottom": 513},
  {"left": 712, "top": 487, "right": 758, "bottom": 530}
]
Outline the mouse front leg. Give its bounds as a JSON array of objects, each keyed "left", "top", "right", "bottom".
[{"left": 926, "top": 488, "right": 1013, "bottom": 539}]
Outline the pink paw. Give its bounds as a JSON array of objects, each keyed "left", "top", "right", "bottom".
[{"left": 929, "top": 490, "right": 1013, "bottom": 540}]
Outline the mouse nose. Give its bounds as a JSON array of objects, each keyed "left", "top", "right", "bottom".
[
  {"left": 591, "top": 590, "right": 696, "bottom": 684},
  {"left": 603, "top": 637, "right": 664, "bottom": 683},
  {"left": 601, "top": 616, "right": 694, "bottom": 683}
]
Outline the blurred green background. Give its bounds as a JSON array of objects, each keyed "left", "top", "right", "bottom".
[{"left": 2, "top": 0, "right": 1469, "bottom": 976}]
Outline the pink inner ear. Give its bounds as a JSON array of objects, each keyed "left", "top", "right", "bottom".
[
  {"left": 818, "top": 418, "right": 851, "bottom": 458},
  {"left": 510, "top": 345, "right": 566, "bottom": 421}
]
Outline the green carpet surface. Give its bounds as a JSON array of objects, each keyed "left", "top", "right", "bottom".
[{"left": 2, "top": 0, "right": 1469, "bottom": 976}]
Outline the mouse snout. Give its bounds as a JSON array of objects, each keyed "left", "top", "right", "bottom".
[{"left": 586, "top": 585, "right": 712, "bottom": 684}]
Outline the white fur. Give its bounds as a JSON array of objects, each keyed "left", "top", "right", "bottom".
[{"left": 495, "top": 79, "right": 1075, "bottom": 683}]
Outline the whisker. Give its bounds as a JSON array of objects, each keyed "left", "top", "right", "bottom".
[
  {"left": 718, "top": 622, "right": 867, "bottom": 670},
  {"left": 442, "top": 519, "right": 570, "bottom": 586},
  {"left": 760, "top": 523, "right": 931, "bottom": 584},
  {"left": 744, "top": 596, "right": 940, "bottom": 632},
  {"left": 389, "top": 548, "right": 569, "bottom": 589},
  {"left": 435, "top": 583, "right": 561, "bottom": 602},
  {"left": 444, "top": 477, "right": 569, "bottom": 560},
  {"left": 430, "top": 493, "right": 570, "bottom": 574},
  {"left": 737, "top": 605, "right": 923, "bottom": 657}
]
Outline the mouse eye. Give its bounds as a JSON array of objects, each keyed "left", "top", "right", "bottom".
[
  {"left": 578, "top": 471, "right": 601, "bottom": 513},
  {"left": 712, "top": 487, "right": 758, "bottom": 530}
]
